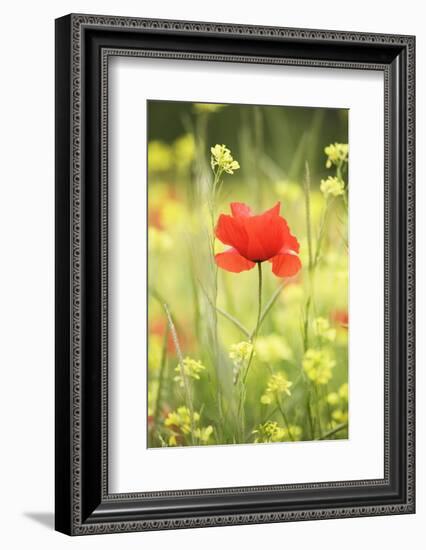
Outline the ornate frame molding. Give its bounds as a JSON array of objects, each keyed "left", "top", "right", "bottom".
[{"left": 55, "top": 14, "right": 415, "bottom": 535}]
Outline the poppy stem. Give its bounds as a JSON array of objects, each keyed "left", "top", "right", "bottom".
[{"left": 242, "top": 262, "right": 263, "bottom": 386}]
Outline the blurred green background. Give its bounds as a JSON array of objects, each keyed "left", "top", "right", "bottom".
[
  {"left": 148, "top": 100, "right": 348, "bottom": 185},
  {"left": 147, "top": 101, "right": 349, "bottom": 448}
]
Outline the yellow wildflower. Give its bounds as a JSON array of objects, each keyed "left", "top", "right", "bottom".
[
  {"left": 174, "top": 357, "right": 206, "bottom": 388},
  {"left": 148, "top": 140, "right": 173, "bottom": 172},
  {"left": 320, "top": 176, "right": 345, "bottom": 198},
  {"left": 148, "top": 227, "right": 173, "bottom": 252},
  {"left": 275, "top": 180, "right": 302, "bottom": 203},
  {"left": 303, "top": 349, "right": 335, "bottom": 385},
  {"left": 253, "top": 421, "right": 286, "bottom": 443},
  {"left": 260, "top": 372, "right": 292, "bottom": 405},
  {"left": 173, "top": 134, "right": 195, "bottom": 171},
  {"left": 256, "top": 334, "right": 293, "bottom": 364},
  {"left": 313, "top": 317, "right": 336, "bottom": 343},
  {"left": 193, "top": 425, "right": 214, "bottom": 444},
  {"left": 326, "top": 392, "right": 339, "bottom": 406},
  {"left": 229, "top": 341, "right": 254, "bottom": 383},
  {"left": 339, "top": 383, "right": 349, "bottom": 401},
  {"left": 324, "top": 142, "right": 349, "bottom": 168},
  {"left": 210, "top": 144, "right": 240, "bottom": 175}
]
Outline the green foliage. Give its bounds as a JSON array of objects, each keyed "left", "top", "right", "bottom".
[{"left": 147, "top": 101, "right": 349, "bottom": 447}]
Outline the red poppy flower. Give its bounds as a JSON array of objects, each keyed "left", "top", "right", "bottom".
[
  {"left": 215, "top": 202, "right": 301, "bottom": 277},
  {"left": 331, "top": 309, "right": 349, "bottom": 329}
]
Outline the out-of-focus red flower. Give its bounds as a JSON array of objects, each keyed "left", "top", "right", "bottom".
[
  {"left": 149, "top": 208, "right": 163, "bottom": 229},
  {"left": 331, "top": 309, "right": 349, "bottom": 329},
  {"left": 214, "top": 202, "right": 301, "bottom": 278},
  {"left": 150, "top": 318, "right": 193, "bottom": 354}
]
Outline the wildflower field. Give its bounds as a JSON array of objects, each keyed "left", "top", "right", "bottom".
[{"left": 147, "top": 101, "right": 349, "bottom": 448}]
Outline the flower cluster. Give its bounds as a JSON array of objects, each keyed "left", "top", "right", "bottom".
[
  {"left": 302, "top": 349, "right": 335, "bottom": 385},
  {"left": 148, "top": 134, "right": 195, "bottom": 173},
  {"left": 252, "top": 421, "right": 302, "bottom": 443},
  {"left": 174, "top": 134, "right": 195, "bottom": 171},
  {"left": 164, "top": 406, "right": 213, "bottom": 446},
  {"left": 174, "top": 357, "right": 206, "bottom": 388},
  {"left": 324, "top": 142, "right": 349, "bottom": 169},
  {"left": 210, "top": 144, "right": 240, "bottom": 175},
  {"left": 256, "top": 334, "right": 293, "bottom": 364},
  {"left": 229, "top": 341, "right": 254, "bottom": 383},
  {"left": 325, "top": 383, "right": 349, "bottom": 426},
  {"left": 313, "top": 317, "right": 336, "bottom": 343},
  {"left": 320, "top": 176, "right": 345, "bottom": 198},
  {"left": 148, "top": 226, "right": 174, "bottom": 253},
  {"left": 260, "top": 372, "right": 293, "bottom": 405}
]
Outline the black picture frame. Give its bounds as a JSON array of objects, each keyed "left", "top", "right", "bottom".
[{"left": 55, "top": 13, "right": 415, "bottom": 535}]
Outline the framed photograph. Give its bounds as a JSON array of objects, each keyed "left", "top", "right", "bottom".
[{"left": 55, "top": 14, "right": 415, "bottom": 535}]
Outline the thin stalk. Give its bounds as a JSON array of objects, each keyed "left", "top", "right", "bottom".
[
  {"left": 313, "top": 197, "right": 332, "bottom": 268},
  {"left": 163, "top": 303, "right": 196, "bottom": 445},
  {"left": 152, "top": 325, "right": 169, "bottom": 440},
  {"left": 317, "top": 422, "right": 348, "bottom": 440},
  {"left": 304, "top": 162, "right": 314, "bottom": 271},
  {"left": 249, "top": 279, "right": 286, "bottom": 340},
  {"left": 237, "top": 263, "right": 263, "bottom": 442},
  {"left": 306, "top": 392, "right": 315, "bottom": 440},
  {"left": 197, "top": 278, "right": 251, "bottom": 338},
  {"left": 275, "top": 396, "right": 294, "bottom": 441},
  {"left": 242, "top": 262, "right": 263, "bottom": 385},
  {"left": 313, "top": 384, "right": 323, "bottom": 439}
]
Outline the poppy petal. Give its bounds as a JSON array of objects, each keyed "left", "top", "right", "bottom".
[
  {"left": 281, "top": 221, "right": 300, "bottom": 254},
  {"left": 271, "top": 252, "right": 302, "bottom": 277},
  {"left": 215, "top": 214, "right": 248, "bottom": 252},
  {"left": 244, "top": 214, "right": 288, "bottom": 261},
  {"left": 262, "top": 201, "right": 281, "bottom": 217},
  {"left": 215, "top": 248, "right": 256, "bottom": 273},
  {"left": 230, "top": 202, "right": 252, "bottom": 218}
]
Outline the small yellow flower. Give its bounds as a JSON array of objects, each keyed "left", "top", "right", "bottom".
[
  {"left": 284, "top": 425, "right": 303, "bottom": 441},
  {"left": 324, "top": 142, "right": 349, "bottom": 168},
  {"left": 320, "top": 176, "right": 345, "bottom": 198},
  {"left": 260, "top": 372, "right": 292, "bottom": 405},
  {"left": 313, "top": 317, "right": 336, "bottom": 343},
  {"left": 229, "top": 341, "right": 254, "bottom": 383},
  {"left": 339, "top": 383, "right": 349, "bottom": 401},
  {"left": 148, "top": 140, "right": 173, "bottom": 172},
  {"left": 253, "top": 421, "right": 286, "bottom": 443},
  {"left": 275, "top": 180, "right": 302, "bottom": 203},
  {"left": 210, "top": 144, "right": 240, "bottom": 175},
  {"left": 255, "top": 334, "right": 293, "bottom": 364},
  {"left": 302, "top": 349, "right": 335, "bottom": 385},
  {"left": 174, "top": 357, "right": 206, "bottom": 388},
  {"left": 164, "top": 406, "right": 213, "bottom": 446},
  {"left": 148, "top": 227, "right": 173, "bottom": 252},
  {"left": 193, "top": 425, "right": 214, "bottom": 444},
  {"left": 326, "top": 392, "right": 339, "bottom": 406},
  {"left": 332, "top": 409, "right": 348, "bottom": 424},
  {"left": 173, "top": 134, "right": 195, "bottom": 170}
]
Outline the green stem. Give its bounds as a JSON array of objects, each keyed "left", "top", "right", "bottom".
[
  {"left": 152, "top": 325, "right": 169, "bottom": 443},
  {"left": 163, "top": 303, "right": 196, "bottom": 445},
  {"left": 242, "top": 262, "right": 263, "bottom": 385},
  {"left": 313, "top": 197, "right": 332, "bottom": 268},
  {"left": 275, "top": 396, "right": 294, "bottom": 441},
  {"left": 304, "top": 162, "right": 314, "bottom": 271},
  {"left": 317, "top": 422, "right": 348, "bottom": 440},
  {"left": 249, "top": 279, "right": 285, "bottom": 340},
  {"left": 237, "top": 263, "right": 263, "bottom": 443},
  {"left": 313, "top": 384, "right": 323, "bottom": 439}
]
